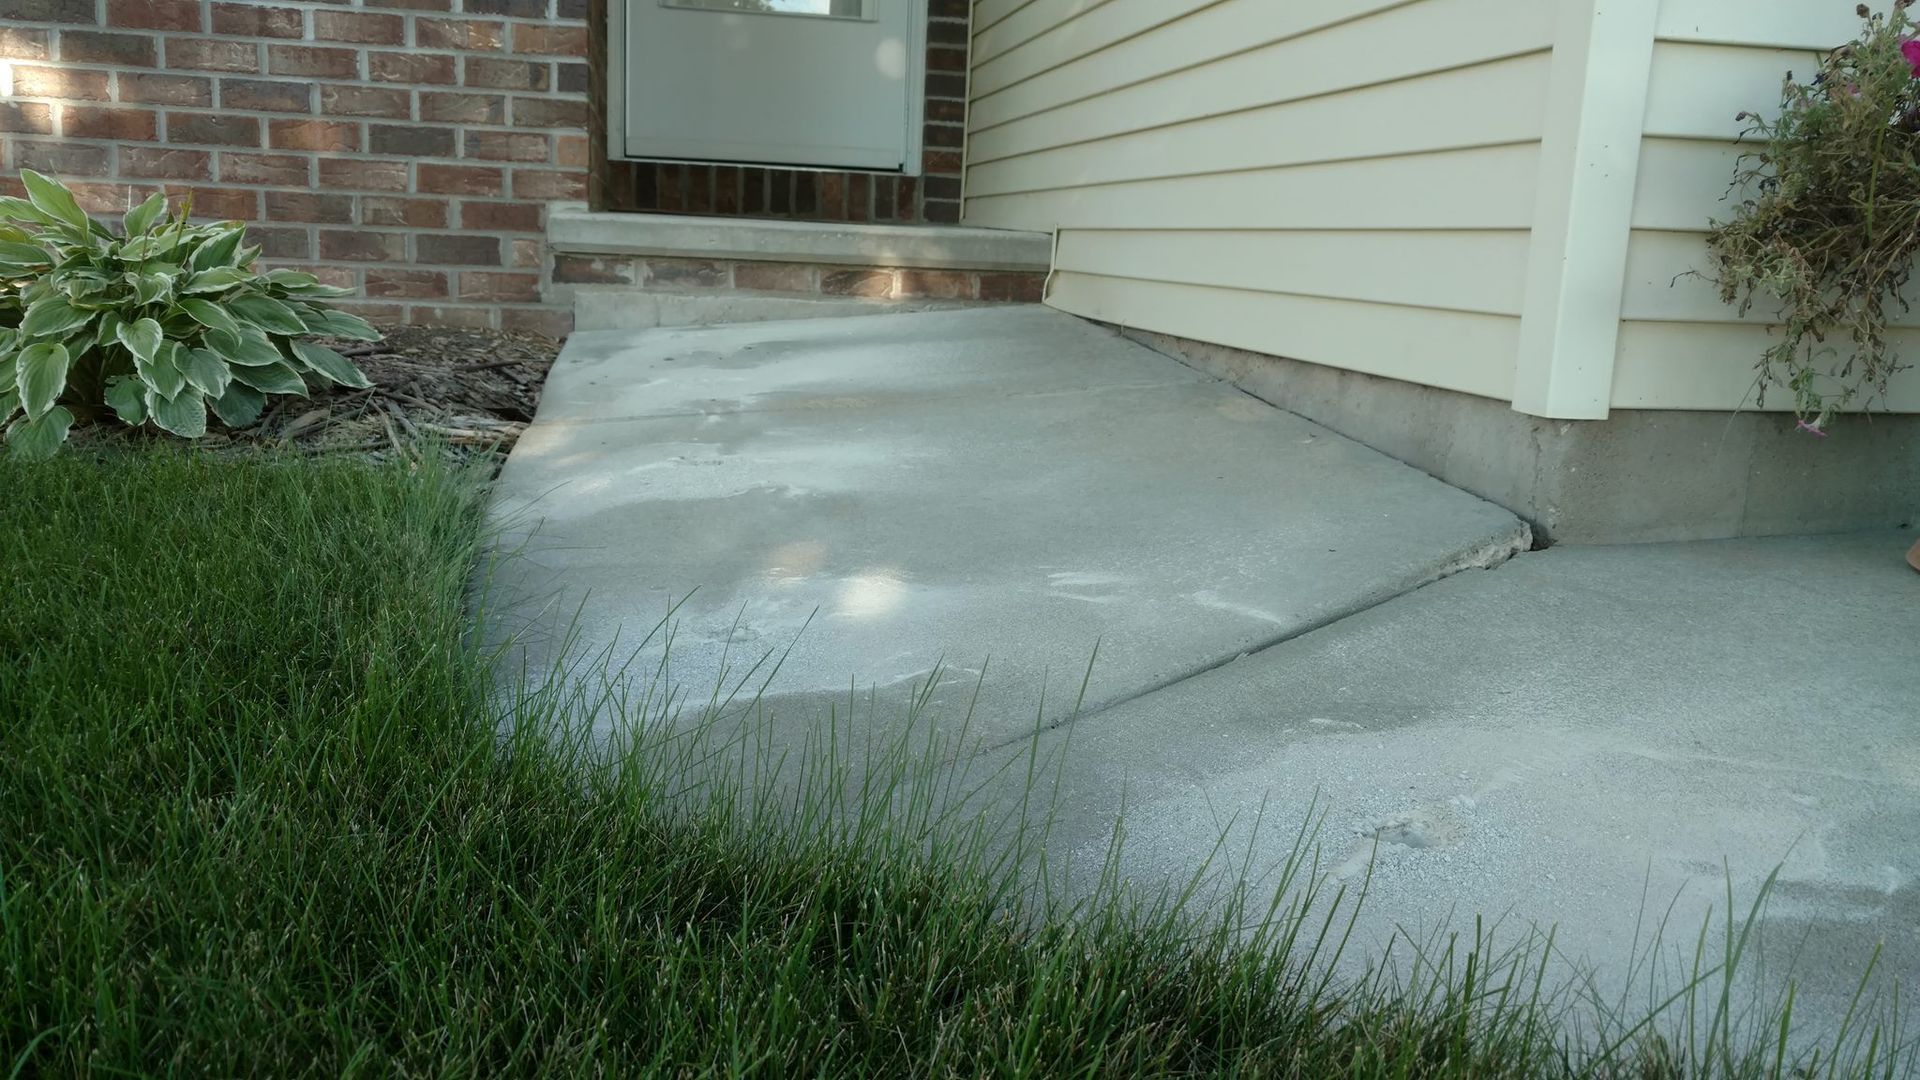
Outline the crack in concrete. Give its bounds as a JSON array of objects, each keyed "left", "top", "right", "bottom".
[{"left": 974, "top": 522, "right": 1536, "bottom": 755}]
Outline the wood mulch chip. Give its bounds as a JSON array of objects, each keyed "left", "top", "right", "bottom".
[{"left": 79, "top": 325, "right": 561, "bottom": 467}]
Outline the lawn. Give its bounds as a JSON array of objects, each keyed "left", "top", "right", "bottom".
[{"left": 0, "top": 448, "right": 1907, "bottom": 1076}]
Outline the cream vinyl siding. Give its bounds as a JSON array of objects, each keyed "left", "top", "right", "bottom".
[
  {"left": 963, "top": 0, "right": 1557, "bottom": 403},
  {"left": 1619, "top": 4, "right": 1920, "bottom": 410}
]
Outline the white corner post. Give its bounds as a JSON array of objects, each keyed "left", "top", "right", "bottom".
[{"left": 1512, "top": 0, "right": 1659, "bottom": 419}]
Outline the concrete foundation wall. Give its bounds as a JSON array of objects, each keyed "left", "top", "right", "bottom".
[{"left": 1125, "top": 328, "right": 1920, "bottom": 544}]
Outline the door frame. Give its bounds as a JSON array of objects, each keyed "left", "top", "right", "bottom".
[{"left": 607, "top": 0, "right": 927, "bottom": 175}]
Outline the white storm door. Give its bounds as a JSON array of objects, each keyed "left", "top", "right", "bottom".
[{"left": 623, "top": 0, "right": 915, "bottom": 171}]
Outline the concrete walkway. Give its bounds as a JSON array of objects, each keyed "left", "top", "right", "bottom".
[
  {"left": 489, "top": 306, "right": 1528, "bottom": 743},
  {"left": 489, "top": 304, "right": 1918, "bottom": 1042}
]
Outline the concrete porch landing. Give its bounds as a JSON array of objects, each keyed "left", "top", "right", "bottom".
[{"left": 487, "top": 306, "right": 1530, "bottom": 742}]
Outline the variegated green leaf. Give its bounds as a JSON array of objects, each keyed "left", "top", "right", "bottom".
[
  {"left": 129, "top": 271, "right": 172, "bottom": 306},
  {"left": 229, "top": 360, "right": 307, "bottom": 397},
  {"left": 121, "top": 191, "right": 169, "bottom": 238},
  {"left": 135, "top": 342, "right": 186, "bottom": 400},
  {"left": 228, "top": 293, "right": 307, "bottom": 336},
  {"left": 146, "top": 384, "right": 206, "bottom": 438},
  {"left": 203, "top": 327, "right": 284, "bottom": 366},
  {"left": 189, "top": 226, "right": 244, "bottom": 271},
  {"left": 95, "top": 311, "right": 123, "bottom": 349},
  {"left": 6, "top": 405, "right": 73, "bottom": 461},
  {"left": 291, "top": 340, "right": 371, "bottom": 389},
  {"left": 209, "top": 381, "right": 266, "bottom": 427},
  {"left": 116, "top": 317, "right": 164, "bottom": 364},
  {"left": 179, "top": 347, "right": 232, "bottom": 398},
  {"left": 104, "top": 375, "right": 147, "bottom": 425},
  {"left": 0, "top": 196, "right": 56, "bottom": 227},
  {"left": 183, "top": 267, "right": 253, "bottom": 294},
  {"left": 0, "top": 240, "right": 52, "bottom": 272},
  {"left": 305, "top": 308, "right": 381, "bottom": 342},
  {"left": 16, "top": 342, "right": 69, "bottom": 420},
  {"left": 178, "top": 297, "right": 240, "bottom": 336},
  {"left": 20, "top": 170, "right": 89, "bottom": 235},
  {"left": 0, "top": 355, "right": 15, "bottom": 394},
  {"left": 0, "top": 389, "right": 18, "bottom": 424},
  {"left": 20, "top": 297, "right": 90, "bottom": 340}
]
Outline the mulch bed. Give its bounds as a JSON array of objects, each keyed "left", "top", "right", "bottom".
[{"left": 73, "top": 325, "right": 561, "bottom": 466}]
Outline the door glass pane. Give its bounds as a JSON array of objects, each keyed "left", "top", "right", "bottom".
[{"left": 663, "top": 0, "right": 868, "bottom": 18}]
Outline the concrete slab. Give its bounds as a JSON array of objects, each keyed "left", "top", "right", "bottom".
[
  {"left": 567, "top": 286, "right": 977, "bottom": 332},
  {"left": 488, "top": 306, "right": 1529, "bottom": 745},
  {"left": 997, "top": 531, "right": 1920, "bottom": 1039}
]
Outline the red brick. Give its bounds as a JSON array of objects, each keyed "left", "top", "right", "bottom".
[
  {"left": 267, "top": 46, "right": 358, "bottom": 80},
  {"left": 510, "top": 168, "right": 585, "bottom": 200},
  {"left": 511, "top": 23, "right": 587, "bottom": 56},
  {"left": 508, "top": 237, "right": 541, "bottom": 267},
  {"left": 556, "top": 62, "right": 586, "bottom": 94},
  {"left": 925, "top": 98, "right": 965, "bottom": 124},
  {"left": 11, "top": 141, "right": 112, "bottom": 176},
  {"left": 733, "top": 262, "right": 814, "bottom": 294},
  {"left": 0, "top": 27, "right": 50, "bottom": 61},
  {"left": 10, "top": 66, "right": 110, "bottom": 101},
  {"left": 416, "top": 234, "right": 500, "bottom": 265},
  {"left": 369, "top": 52, "right": 455, "bottom": 85},
  {"left": 166, "top": 39, "right": 259, "bottom": 73},
  {"left": 0, "top": 103, "right": 54, "bottom": 135},
  {"left": 464, "top": 0, "right": 548, "bottom": 15},
  {"left": 360, "top": 196, "right": 447, "bottom": 228},
  {"left": 509, "top": 96, "right": 587, "bottom": 129},
  {"left": 65, "top": 182, "right": 161, "bottom": 215},
  {"left": 65, "top": 106, "right": 157, "bottom": 141},
  {"left": 820, "top": 268, "right": 894, "bottom": 298},
  {"left": 416, "top": 18, "right": 503, "bottom": 50},
  {"left": 978, "top": 272, "right": 1046, "bottom": 304},
  {"left": 212, "top": 3, "right": 306, "bottom": 38},
  {"left": 333, "top": 300, "right": 405, "bottom": 324},
  {"left": 163, "top": 185, "right": 260, "bottom": 221},
  {"left": 268, "top": 119, "right": 361, "bottom": 153},
  {"left": 108, "top": 0, "right": 202, "bottom": 32},
  {"left": 58, "top": 31, "right": 155, "bottom": 67},
  {"left": 642, "top": 258, "right": 726, "bottom": 289},
  {"left": 417, "top": 163, "right": 503, "bottom": 195},
  {"left": 220, "top": 152, "right": 310, "bottom": 185},
  {"left": 551, "top": 255, "right": 633, "bottom": 285},
  {"left": 165, "top": 112, "right": 261, "bottom": 147},
  {"left": 367, "top": 0, "right": 452, "bottom": 8},
  {"left": 457, "top": 271, "right": 539, "bottom": 302},
  {"left": 11, "top": 0, "right": 97, "bottom": 23},
  {"left": 465, "top": 131, "right": 548, "bottom": 162},
  {"left": 556, "top": 134, "right": 587, "bottom": 168},
  {"left": 897, "top": 269, "right": 975, "bottom": 300},
  {"left": 406, "top": 304, "right": 494, "bottom": 329},
  {"left": 313, "top": 10, "right": 405, "bottom": 45},
  {"left": 364, "top": 269, "right": 448, "bottom": 299},
  {"left": 266, "top": 191, "right": 354, "bottom": 223},
  {"left": 319, "top": 85, "right": 411, "bottom": 119},
  {"left": 923, "top": 122, "right": 964, "bottom": 149},
  {"left": 319, "top": 230, "right": 407, "bottom": 262},
  {"left": 458, "top": 201, "right": 541, "bottom": 231},
  {"left": 120, "top": 146, "right": 212, "bottom": 180},
  {"left": 220, "top": 79, "right": 312, "bottom": 113},
  {"left": 119, "top": 73, "right": 212, "bottom": 107},
  {"left": 420, "top": 91, "right": 503, "bottom": 124},
  {"left": 252, "top": 227, "right": 310, "bottom": 259},
  {"left": 463, "top": 57, "right": 547, "bottom": 91},
  {"left": 319, "top": 158, "right": 410, "bottom": 192},
  {"left": 369, "top": 123, "right": 453, "bottom": 156},
  {"left": 500, "top": 306, "right": 571, "bottom": 338}
]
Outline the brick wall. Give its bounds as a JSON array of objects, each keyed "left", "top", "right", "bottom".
[
  {"left": 598, "top": 0, "right": 968, "bottom": 224},
  {"left": 0, "top": 0, "right": 589, "bottom": 336}
]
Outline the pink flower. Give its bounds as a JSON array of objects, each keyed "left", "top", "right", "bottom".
[
  {"left": 1796, "top": 418, "right": 1829, "bottom": 438},
  {"left": 1901, "top": 38, "right": 1920, "bottom": 76}
]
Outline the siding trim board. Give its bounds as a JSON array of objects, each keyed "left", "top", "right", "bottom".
[{"left": 1512, "top": 0, "right": 1659, "bottom": 419}]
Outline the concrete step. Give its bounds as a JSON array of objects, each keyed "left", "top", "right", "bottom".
[{"left": 569, "top": 286, "right": 982, "bottom": 332}]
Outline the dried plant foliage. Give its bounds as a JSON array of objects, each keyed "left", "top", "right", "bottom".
[{"left": 1706, "top": 2, "right": 1920, "bottom": 429}]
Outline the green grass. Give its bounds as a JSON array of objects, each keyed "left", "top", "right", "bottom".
[{"left": 0, "top": 448, "right": 1910, "bottom": 1076}]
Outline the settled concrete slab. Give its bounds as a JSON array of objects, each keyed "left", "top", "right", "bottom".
[
  {"left": 999, "top": 531, "right": 1920, "bottom": 1039},
  {"left": 488, "top": 306, "right": 1528, "bottom": 745}
]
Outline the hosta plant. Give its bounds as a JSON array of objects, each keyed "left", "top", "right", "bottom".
[
  {"left": 0, "top": 170, "right": 377, "bottom": 459},
  {"left": 1706, "top": 1, "right": 1920, "bottom": 432}
]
